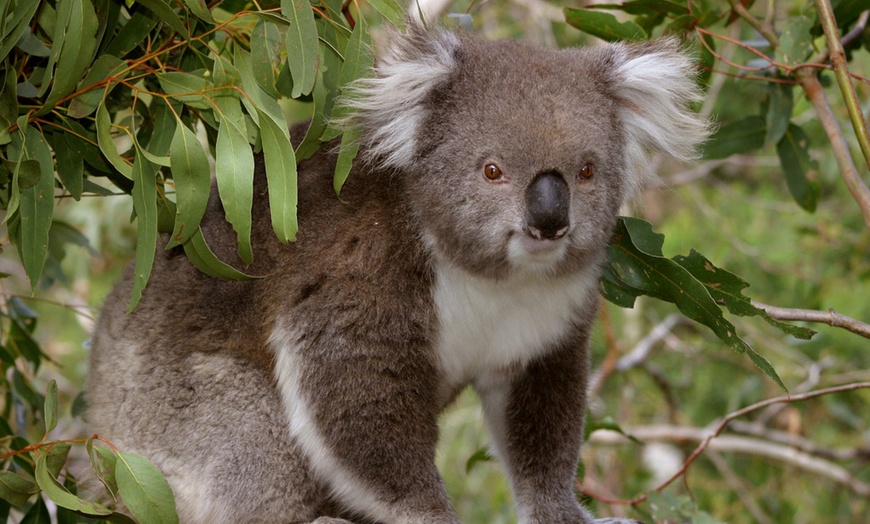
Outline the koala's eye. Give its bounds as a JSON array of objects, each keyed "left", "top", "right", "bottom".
[
  {"left": 578, "top": 163, "right": 594, "bottom": 181},
  {"left": 483, "top": 163, "right": 504, "bottom": 182}
]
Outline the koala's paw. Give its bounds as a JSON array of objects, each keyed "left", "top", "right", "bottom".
[
  {"left": 592, "top": 519, "right": 645, "bottom": 524},
  {"left": 309, "top": 518, "right": 355, "bottom": 524}
]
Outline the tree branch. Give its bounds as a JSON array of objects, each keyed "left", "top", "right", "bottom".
[
  {"left": 587, "top": 423, "right": 870, "bottom": 498},
  {"left": 815, "top": 2, "right": 870, "bottom": 171},
  {"left": 796, "top": 70, "right": 870, "bottom": 228},
  {"left": 753, "top": 301, "right": 870, "bottom": 339},
  {"left": 582, "top": 382, "right": 870, "bottom": 505}
]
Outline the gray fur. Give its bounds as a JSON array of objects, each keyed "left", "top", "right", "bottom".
[{"left": 87, "top": 24, "right": 707, "bottom": 524}]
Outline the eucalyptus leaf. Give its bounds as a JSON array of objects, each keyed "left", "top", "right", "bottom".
[
  {"left": 258, "top": 109, "right": 298, "bottom": 243},
  {"left": 167, "top": 121, "right": 211, "bottom": 249},
  {"left": 136, "top": 0, "right": 189, "bottom": 39},
  {"left": 282, "top": 0, "right": 319, "bottom": 98},
  {"left": 603, "top": 217, "right": 785, "bottom": 390},
  {"left": 116, "top": 451, "right": 178, "bottom": 524},
  {"left": 702, "top": 116, "right": 766, "bottom": 160},
  {"left": 0, "top": 0, "right": 40, "bottom": 64},
  {"left": 765, "top": 83, "right": 794, "bottom": 147},
  {"left": 215, "top": 116, "right": 255, "bottom": 265},
  {"left": 182, "top": 228, "right": 259, "bottom": 280},
  {"left": 44, "top": 380, "right": 57, "bottom": 434},
  {"left": 181, "top": 0, "right": 213, "bottom": 24},
  {"left": 564, "top": 8, "right": 647, "bottom": 42},
  {"left": 333, "top": 126, "right": 360, "bottom": 197},
  {"left": 157, "top": 71, "right": 214, "bottom": 110},
  {"left": 50, "top": 132, "right": 83, "bottom": 199},
  {"left": 35, "top": 450, "right": 112, "bottom": 517},
  {"left": 40, "top": 0, "right": 100, "bottom": 115},
  {"left": 0, "top": 471, "right": 38, "bottom": 507},
  {"left": 20, "top": 126, "right": 55, "bottom": 290},
  {"left": 129, "top": 153, "right": 159, "bottom": 312},
  {"left": 776, "top": 123, "right": 819, "bottom": 212},
  {"left": 95, "top": 100, "right": 133, "bottom": 178}
]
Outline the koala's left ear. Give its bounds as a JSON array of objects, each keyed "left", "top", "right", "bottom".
[
  {"left": 341, "top": 22, "right": 460, "bottom": 170},
  {"left": 609, "top": 39, "right": 711, "bottom": 190}
]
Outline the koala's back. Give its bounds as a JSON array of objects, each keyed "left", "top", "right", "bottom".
[{"left": 87, "top": 129, "right": 431, "bottom": 522}]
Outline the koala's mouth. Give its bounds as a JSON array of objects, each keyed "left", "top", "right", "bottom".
[{"left": 518, "top": 234, "right": 564, "bottom": 255}]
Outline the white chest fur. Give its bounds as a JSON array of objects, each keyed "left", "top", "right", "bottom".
[{"left": 432, "top": 262, "right": 599, "bottom": 388}]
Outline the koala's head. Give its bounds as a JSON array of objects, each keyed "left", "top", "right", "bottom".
[{"left": 346, "top": 24, "right": 709, "bottom": 279}]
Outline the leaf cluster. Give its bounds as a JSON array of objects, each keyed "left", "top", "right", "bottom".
[{"left": 0, "top": 0, "right": 382, "bottom": 312}]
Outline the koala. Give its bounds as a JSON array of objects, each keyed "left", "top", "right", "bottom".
[{"left": 87, "top": 22, "right": 707, "bottom": 524}]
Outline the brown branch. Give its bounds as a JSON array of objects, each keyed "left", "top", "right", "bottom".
[
  {"left": 796, "top": 70, "right": 870, "bottom": 228},
  {"left": 753, "top": 301, "right": 870, "bottom": 339},
  {"left": 586, "top": 424, "right": 870, "bottom": 498},
  {"left": 580, "top": 382, "right": 870, "bottom": 505}
]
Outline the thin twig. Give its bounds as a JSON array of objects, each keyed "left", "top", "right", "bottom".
[
  {"left": 815, "top": 1, "right": 870, "bottom": 171},
  {"left": 586, "top": 421, "right": 870, "bottom": 498},
  {"left": 796, "top": 70, "right": 870, "bottom": 228},
  {"left": 725, "top": 0, "right": 779, "bottom": 46},
  {"left": 581, "top": 382, "right": 870, "bottom": 505},
  {"left": 753, "top": 301, "right": 870, "bottom": 339}
]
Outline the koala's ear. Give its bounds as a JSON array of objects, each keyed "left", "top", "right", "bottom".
[
  {"left": 609, "top": 39, "right": 711, "bottom": 192},
  {"left": 343, "top": 22, "right": 460, "bottom": 170}
]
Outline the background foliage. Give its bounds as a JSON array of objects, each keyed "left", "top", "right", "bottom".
[{"left": 0, "top": 0, "right": 868, "bottom": 523}]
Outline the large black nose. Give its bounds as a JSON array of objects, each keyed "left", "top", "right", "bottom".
[{"left": 525, "top": 171, "right": 570, "bottom": 240}]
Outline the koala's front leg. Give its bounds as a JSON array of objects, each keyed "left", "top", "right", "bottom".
[
  {"left": 476, "top": 343, "right": 640, "bottom": 524},
  {"left": 275, "top": 331, "right": 458, "bottom": 524}
]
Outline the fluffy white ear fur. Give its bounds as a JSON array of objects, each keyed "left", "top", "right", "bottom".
[
  {"left": 344, "top": 24, "right": 460, "bottom": 170},
  {"left": 611, "top": 40, "right": 711, "bottom": 196}
]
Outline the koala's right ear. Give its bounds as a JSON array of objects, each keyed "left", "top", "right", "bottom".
[{"left": 342, "top": 22, "right": 460, "bottom": 170}]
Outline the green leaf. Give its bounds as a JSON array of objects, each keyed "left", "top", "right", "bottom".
[
  {"left": 35, "top": 449, "right": 112, "bottom": 517},
  {"left": 50, "top": 132, "right": 83, "bottom": 200},
  {"left": 0, "top": 0, "right": 39, "bottom": 64},
  {"left": 465, "top": 448, "right": 494, "bottom": 474},
  {"left": 776, "top": 124, "right": 819, "bottom": 212},
  {"left": 258, "top": 108, "right": 298, "bottom": 243},
  {"left": 702, "top": 116, "right": 766, "bottom": 159},
  {"left": 20, "top": 125, "right": 55, "bottom": 290},
  {"left": 40, "top": 0, "right": 100, "bottom": 116},
  {"left": 367, "top": 0, "right": 405, "bottom": 26},
  {"left": 181, "top": 0, "right": 214, "bottom": 24},
  {"left": 673, "top": 250, "right": 816, "bottom": 340},
  {"left": 95, "top": 100, "right": 133, "bottom": 178},
  {"left": 251, "top": 18, "right": 286, "bottom": 99},
  {"left": 0, "top": 471, "right": 38, "bottom": 507},
  {"left": 68, "top": 54, "right": 128, "bottom": 118},
  {"left": 564, "top": 8, "right": 647, "bottom": 42},
  {"left": 215, "top": 117, "right": 255, "bottom": 265},
  {"left": 777, "top": 15, "right": 813, "bottom": 65},
  {"left": 182, "top": 228, "right": 259, "bottom": 280},
  {"left": 603, "top": 218, "right": 785, "bottom": 390},
  {"left": 103, "top": 9, "right": 159, "bottom": 58},
  {"left": 44, "top": 380, "right": 57, "bottom": 434},
  {"left": 166, "top": 121, "right": 211, "bottom": 249},
  {"left": 129, "top": 153, "right": 159, "bottom": 312},
  {"left": 157, "top": 71, "right": 214, "bottom": 110},
  {"left": 87, "top": 441, "right": 118, "bottom": 499},
  {"left": 764, "top": 83, "right": 793, "bottom": 147},
  {"left": 115, "top": 451, "right": 178, "bottom": 524},
  {"left": 295, "top": 69, "right": 328, "bottom": 161},
  {"left": 322, "top": 16, "right": 373, "bottom": 141},
  {"left": 282, "top": 0, "right": 319, "bottom": 98},
  {"left": 333, "top": 126, "right": 360, "bottom": 196},
  {"left": 19, "top": 493, "right": 49, "bottom": 524},
  {"left": 136, "top": 0, "right": 189, "bottom": 39}
]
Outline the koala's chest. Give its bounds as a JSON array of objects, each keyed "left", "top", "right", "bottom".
[{"left": 432, "top": 263, "right": 598, "bottom": 389}]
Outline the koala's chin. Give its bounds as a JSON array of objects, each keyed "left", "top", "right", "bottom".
[{"left": 86, "top": 19, "right": 707, "bottom": 524}]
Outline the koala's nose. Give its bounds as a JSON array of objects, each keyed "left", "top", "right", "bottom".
[{"left": 524, "top": 171, "right": 570, "bottom": 240}]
